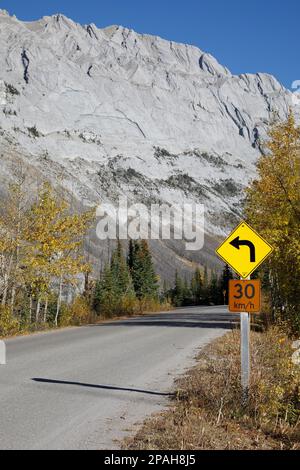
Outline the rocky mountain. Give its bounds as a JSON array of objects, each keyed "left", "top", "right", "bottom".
[{"left": 0, "top": 9, "right": 297, "bottom": 281}]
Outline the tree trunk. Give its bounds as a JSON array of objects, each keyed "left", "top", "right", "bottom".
[
  {"left": 43, "top": 297, "right": 48, "bottom": 323},
  {"left": 1, "top": 276, "right": 8, "bottom": 307},
  {"left": 84, "top": 271, "right": 90, "bottom": 298},
  {"left": 36, "top": 297, "right": 41, "bottom": 323},
  {"left": 55, "top": 276, "right": 63, "bottom": 327},
  {"left": 1, "top": 255, "right": 13, "bottom": 306},
  {"left": 10, "top": 287, "right": 16, "bottom": 315},
  {"left": 11, "top": 207, "right": 21, "bottom": 315},
  {"left": 29, "top": 295, "right": 33, "bottom": 323}
]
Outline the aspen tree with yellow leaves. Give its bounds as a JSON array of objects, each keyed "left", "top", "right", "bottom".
[
  {"left": 246, "top": 113, "right": 300, "bottom": 333},
  {"left": 24, "top": 183, "right": 95, "bottom": 325},
  {"left": 0, "top": 180, "right": 95, "bottom": 334},
  {"left": 0, "top": 176, "right": 29, "bottom": 314}
]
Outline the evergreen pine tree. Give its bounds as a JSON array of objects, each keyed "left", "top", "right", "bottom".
[
  {"left": 94, "top": 241, "right": 135, "bottom": 316},
  {"left": 93, "top": 279, "right": 102, "bottom": 313},
  {"left": 129, "top": 240, "right": 159, "bottom": 300},
  {"left": 209, "top": 271, "right": 220, "bottom": 305},
  {"left": 202, "top": 265, "right": 209, "bottom": 304},
  {"left": 220, "top": 264, "right": 233, "bottom": 305},
  {"left": 191, "top": 267, "right": 203, "bottom": 305},
  {"left": 94, "top": 264, "right": 117, "bottom": 315},
  {"left": 161, "top": 280, "right": 170, "bottom": 303},
  {"left": 111, "top": 240, "right": 135, "bottom": 297},
  {"left": 127, "top": 239, "right": 135, "bottom": 271},
  {"left": 182, "top": 277, "right": 192, "bottom": 306},
  {"left": 172, "top": 271, "right": 184, "bottom": 306}
]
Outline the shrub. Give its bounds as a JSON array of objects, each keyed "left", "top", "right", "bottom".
[
  {"left": 96, "top": 294, "right": 138, "bottom": 318},
  {"left": 138, "top": 298, "right": 172, "bottom": 314},
  {"left": 249, "top": 327, "right": 300, "bottom": 426},
  {"left": 189, "top": 327, "right": 300, "bottom": 431},
  {"left": 59, "top": 297, "right": 93, "bottom": 327},
  {"left": 0, "top": 306, "right": 20, "bottom": 337}
]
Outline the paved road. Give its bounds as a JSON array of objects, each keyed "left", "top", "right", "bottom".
[{"left": 0, "top": 306, "right": 235, "bottom": 450}]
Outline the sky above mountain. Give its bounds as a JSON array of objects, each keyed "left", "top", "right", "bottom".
[{"left": 0, "top": 0, "right": 298, "bottom": 89}]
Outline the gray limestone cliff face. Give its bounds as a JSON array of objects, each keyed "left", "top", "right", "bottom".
[{"left": 0, "top": 10, "right": 297, "bottom": 279}]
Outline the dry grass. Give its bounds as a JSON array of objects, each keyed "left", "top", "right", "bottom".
[
  {"left": 0, "top": 300, "right": 172, "bottom": 340},
  {"left": 124, "top": 328, "right": 300, "bottom": 450}
]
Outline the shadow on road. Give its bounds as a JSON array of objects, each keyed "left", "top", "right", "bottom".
[
  {"left": 88, "top": 312, "right": 239, "bottom": 330},
  {"left": 32, "top": 378, "right": 174, "bottom": 397}
]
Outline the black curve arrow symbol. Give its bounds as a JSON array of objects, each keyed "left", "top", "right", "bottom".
[{"left": 230, "top": 237, "right": 256, "bottom": 263}]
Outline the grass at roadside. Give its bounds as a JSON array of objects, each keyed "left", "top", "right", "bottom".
[
  {"left": 0, "top": 298, "right": 172, "bottom": 340},
  {"left": 124, "top": 328, "right": 300, "bottom": 450}
]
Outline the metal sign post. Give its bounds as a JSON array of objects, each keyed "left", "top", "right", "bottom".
[
  {"left": 240, "top": 276, "right": 251, "bottom": 405},
  {"left": 240, "top": 312, "right": 250, "bottom": 405}
]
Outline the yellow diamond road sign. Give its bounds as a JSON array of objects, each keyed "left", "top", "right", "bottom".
[{"left": 216, "top": 221, "right": 274, "bottom": 279}]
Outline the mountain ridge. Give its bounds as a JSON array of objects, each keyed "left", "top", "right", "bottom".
[{"left": 0, "top": 10, "right": 297, "bottom": 280}]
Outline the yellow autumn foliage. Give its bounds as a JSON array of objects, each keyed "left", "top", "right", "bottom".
[
  {"left": 246, "top": 112, "right": 300, "bottom": 332},
  {"left": 0, "top": 180, "right": 95, "bottom": 328}
]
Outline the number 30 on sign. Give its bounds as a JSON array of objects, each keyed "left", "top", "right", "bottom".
[{"left": 229, "top": 280, "right": 261, "bottom": 314}]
